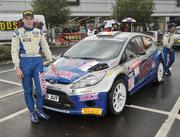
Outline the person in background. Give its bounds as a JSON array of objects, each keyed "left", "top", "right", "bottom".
[
  {"left": 103, "top": 21, "right": 112, "bottom": 32},
  {"left": 111, "top": 23, "right": 118, "bottom": 31},
  {"left": 79, "top": 25, "right": 87, "bottom": 33},
  {"left": 162, "top": 23, "right": 176, "bottom": 76},
  {"left": 87, "top": 25, "right": 95, "bottom": 36},
  {"left": 94, "top": 26, "right": 101, "bottom": 34},
  {"left": 123, "top": 24, "right": 129, "bottom": 32},
  {"left": 11, "top": 10, "right": 56, "bottom": 124}
]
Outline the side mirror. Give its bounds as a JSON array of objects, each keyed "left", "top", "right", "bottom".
[{"left": 120, "top": 53, "right": 127, "bottom": 64}]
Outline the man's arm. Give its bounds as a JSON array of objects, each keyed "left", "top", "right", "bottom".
[
  {"left": 11, "top": 30, "right": 24, "bottom": 80},
  {"left": 40, "top": 32, "right": 56, "bottom": 72},
  {"left": 170, "top": 34, "right": 175, "bottom": 48},
  {"left": 11, "top": 31, "right": 20, "bottom": 68},
  {"left": 40, "top": 32, "right": 53, "bottom": 62},
  {"left": 163, "top": 33, "right": 171, "bottom": 49}
]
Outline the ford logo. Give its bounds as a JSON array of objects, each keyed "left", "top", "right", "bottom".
[{"left": 48, "top": 79, "right": 57, "bottom": 84}]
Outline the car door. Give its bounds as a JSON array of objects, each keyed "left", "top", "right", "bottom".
[
  {"left": 136, "top": 36, "right": 153, "bottom": 85},
  {"left": 123, "top": 36, "right": 151, "bottom": 93},
  {"left": 142, "top": 35, "right": 158, "bottom": 79}
]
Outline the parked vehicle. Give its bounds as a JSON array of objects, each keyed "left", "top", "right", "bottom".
[
  {"left": 173, "top": 26, "right": 180, "bottom": 47},
  {"left": 44, "top": 31, "right": 164, "bottom": 116}
]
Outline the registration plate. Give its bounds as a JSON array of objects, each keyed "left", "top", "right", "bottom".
[
  {"left": 45, "top": 93, "right": 59, "bottom": 102},
  {"left": 82, "top": 108, "right": 102, "bottom": 115}
]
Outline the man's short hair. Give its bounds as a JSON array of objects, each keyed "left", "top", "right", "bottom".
[{"left": 23, "top": 10, "right": 34, "bottom": 19}]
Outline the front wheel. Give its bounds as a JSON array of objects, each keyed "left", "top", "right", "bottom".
[{"left": 108, "top": 79, "right": 127, "bottom": 115}]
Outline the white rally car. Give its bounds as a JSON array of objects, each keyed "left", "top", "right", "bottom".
[{"left": 43, "top": 31, "right": 164, "bottom": 116}]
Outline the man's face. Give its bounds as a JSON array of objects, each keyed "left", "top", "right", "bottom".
[{"left": 23, "top": 16, "right": 34, "bottom": 28}]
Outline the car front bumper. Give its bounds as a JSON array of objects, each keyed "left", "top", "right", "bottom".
[{"left": 44, "top": 88, "right": 108, "bottom": 116}]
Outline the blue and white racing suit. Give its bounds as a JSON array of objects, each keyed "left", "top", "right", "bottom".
[
  {"left": 162, "top": 31, "right": 175, "bottom": 74},
  {"left": 11, "top": 26, "right": 53, "bottom": 112}
]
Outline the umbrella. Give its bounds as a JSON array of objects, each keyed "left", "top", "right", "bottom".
[
  {"left": 104, "top": 19, "right": 120, "bottom": 25},
  {"left": 122, "top": 17, "right": 136, "bottom": 32},
  {"left": 122, "top": 17, "right": 136, "bottom": 23},
  {"left": 104, "top": 21, "right": 113, "bottom": 28},
  {"left": 104, "top": 19, "right": 120, "bottom": 28}
]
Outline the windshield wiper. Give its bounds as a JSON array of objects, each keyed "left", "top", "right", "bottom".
[
  {"left": 78, "top": 57, "right": 102, "bottom": 60},
  {"left": 61, "top": 55, "right": 71, "bottom": 58},
  {"left": 62, "top": 56, "right": 102, "bottom": 60}
]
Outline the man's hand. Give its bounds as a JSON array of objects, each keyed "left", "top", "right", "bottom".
[
  {"left": 50, "top": 63, "right": 56, "bottom": 72},
  {"left": 15, "top": 67, "right": 24, "bottom": 80}
]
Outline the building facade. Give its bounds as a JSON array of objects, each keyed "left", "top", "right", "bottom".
[
  {"left": 0, "top": 0, "right": 115, "bottom": 16},
  {"left": 1, "top": 0, "right": 180, "bottom": 16},
  {"left": 0, "top": 0, "right": 180, "bottom": 31}
]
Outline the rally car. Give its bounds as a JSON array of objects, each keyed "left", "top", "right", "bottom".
[{"left": 43, "top": 31, "right": 164, "bottom": 116}]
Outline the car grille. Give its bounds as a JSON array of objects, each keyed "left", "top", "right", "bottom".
[{"left": 44, "top": 89, "right": 75, "bottom": 109}]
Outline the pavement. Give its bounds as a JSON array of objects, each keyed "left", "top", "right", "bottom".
[{"left": 0, "top": 47, "right": 180, "bottom": 137}]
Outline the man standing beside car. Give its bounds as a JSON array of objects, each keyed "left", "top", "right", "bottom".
[
  {"left": 163, "top": 23, "right": 176, "bottom": 76},
  {"left": 11, "top": 10, "right": 56, "bottom": 124}
]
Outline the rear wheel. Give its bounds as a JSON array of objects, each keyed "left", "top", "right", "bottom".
[
  {"left": 154, "top": 61, "right": 164, "bottom": 84},
  {"left": 108, "top": 79, "right": 127, "bottom": 115}
]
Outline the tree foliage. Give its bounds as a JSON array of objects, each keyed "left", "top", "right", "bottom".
[
  {"left": 113, "top": 0, "right": 155, "bottom": 25},
  {"left": 32, "top": 0, "right": 70, "bottom": 27}
]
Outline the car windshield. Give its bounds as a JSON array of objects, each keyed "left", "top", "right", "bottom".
[
  {"left": 175, "top": 28, "right": 180, "bottom": 34},
  {"left": 62, "top": 39, "right": 125, "bottom": 60}
]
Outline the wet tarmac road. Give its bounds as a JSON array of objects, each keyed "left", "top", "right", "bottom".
[{"left": 0, "top": 47, "right": 180, "bottom": 137}]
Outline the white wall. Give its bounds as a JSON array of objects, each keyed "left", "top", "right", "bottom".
[
  {"left": 70, "top": 0, "right": 115, "bottom": 16},
  {"left": 1, "top": 0, "right": 180, "bottom": 17},
  {"left": 0, "top": 0, "right": 31, "bottom": 13},
  {"left": 153, "top": 0, "right": 180, "bottom": 16},
  {"left": 0, "top": 0, "right": 115, "bottom": 16}
]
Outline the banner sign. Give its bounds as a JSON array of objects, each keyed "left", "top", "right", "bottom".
[
  {"left": 55, "top": 32, "right": 87, "bottom": 45},
  {"left": 0, "top": 20, "right": 44, "bottom": 31}
]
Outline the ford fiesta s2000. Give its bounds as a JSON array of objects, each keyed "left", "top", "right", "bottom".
[{"left": 43, "top": 31, "right": 164, "bottom": 116}]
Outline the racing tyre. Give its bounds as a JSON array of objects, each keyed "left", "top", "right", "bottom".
[
  {"left": 108, "top": 79, "right": 127, "bottom": 115},
  {"left": 154, "top": 61, "right": 164, "bottom": 84}
]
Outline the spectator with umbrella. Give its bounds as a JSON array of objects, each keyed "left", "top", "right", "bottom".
[
  {"left": 103, "top": 19, "right": 120, "bottom": 32},
  {"left": 123, "top": 24, "right": 129, "bottom": 32},
  {"left": 122, "top": 17, "right": 136, "bottom": 32}
]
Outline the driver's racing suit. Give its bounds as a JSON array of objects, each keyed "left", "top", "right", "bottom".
[{"left": 11, "top": 26, "right": 53, "bottom": 112}]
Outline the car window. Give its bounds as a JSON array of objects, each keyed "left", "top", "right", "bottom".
[
  {"left": 63, "top": 39, "right": 125, "bottom": 60},
  {"left": 126, "top": 36, "right": 144, "bottom": 55},
  {"left": 125, "top": 48, "right": 137, "bottom": 60},
  {"left": 143, "top": 36, "right": 154, "bottom": 49}
]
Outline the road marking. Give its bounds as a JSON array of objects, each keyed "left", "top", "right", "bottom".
[
  {"left": 155, "top": 96, "right": 180, "bottom": 137},
  {"left": 0, "top": 69, "right": 14, "bottom": 74},
  {"left": 0, "top": 79, "right": 21, "bottom": 86},
  {"left": 0, "top": 108, "right": 27, "bottom": 123},
  {"left": 126, "top": 105, "right": 169, "bottom": 116},
  {"left": 0, "top": 89, "right": 23, "bottom": 99}
]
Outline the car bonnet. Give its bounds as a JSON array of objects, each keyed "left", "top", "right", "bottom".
[{"left": 44, "top": 57, "right": 107, "bottom": 84}]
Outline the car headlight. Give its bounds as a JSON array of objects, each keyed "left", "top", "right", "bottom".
[{"left": 72, "top": 72, "right": 106, "bottom": 89}]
